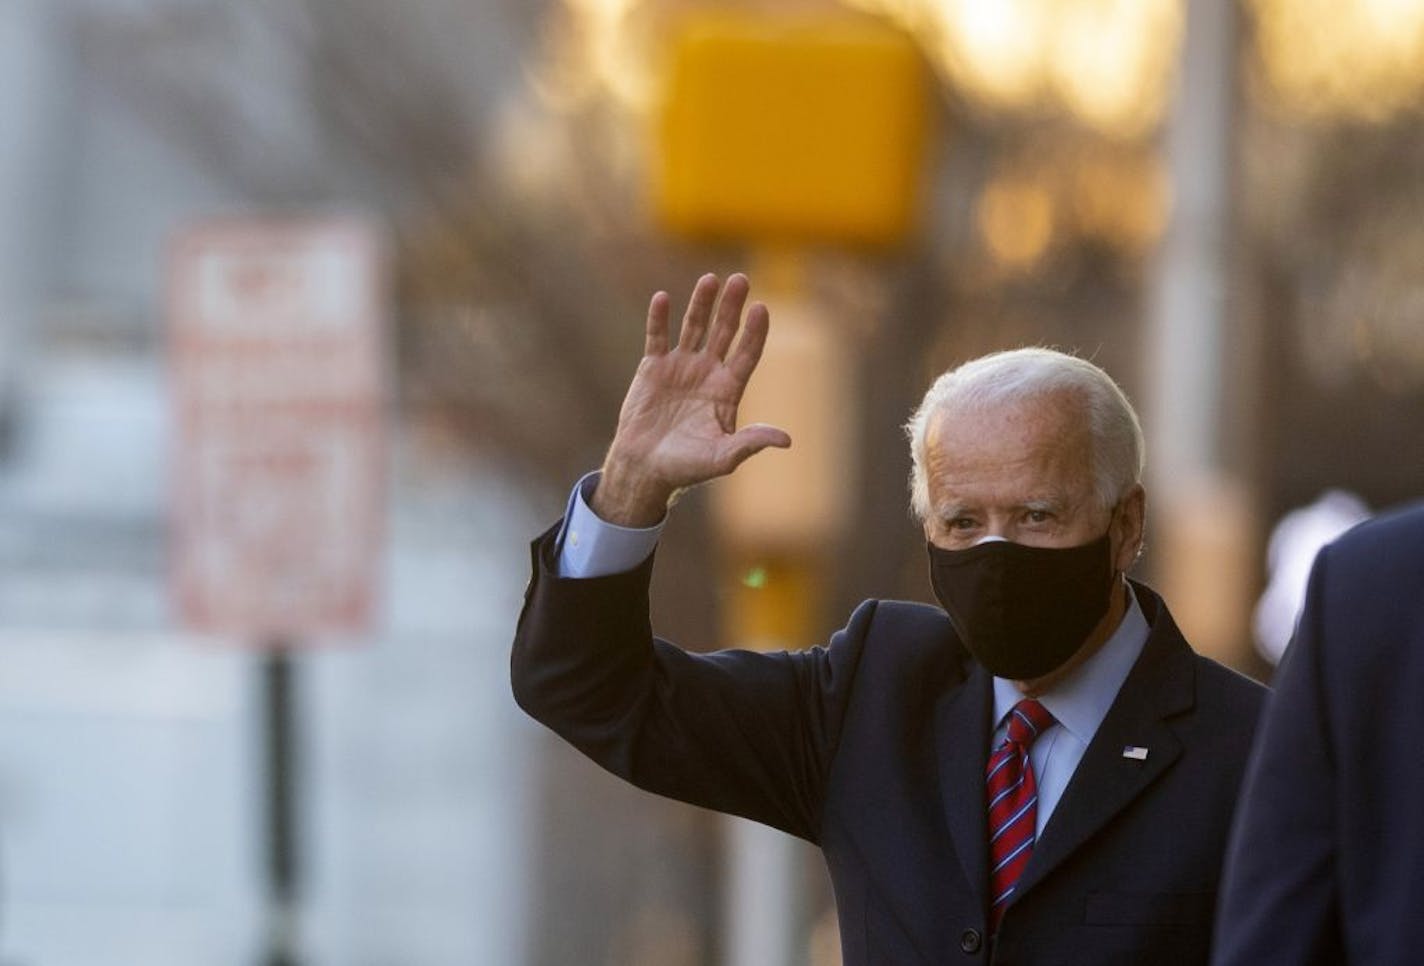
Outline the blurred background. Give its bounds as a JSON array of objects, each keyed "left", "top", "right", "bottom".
[{"left": 0, "top": 0, "right": 1420, "bottom": 963}]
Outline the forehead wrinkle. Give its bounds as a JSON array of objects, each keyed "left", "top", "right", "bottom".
[{"left": 926, "top": 400, "right": 1096, "bottom": 501}]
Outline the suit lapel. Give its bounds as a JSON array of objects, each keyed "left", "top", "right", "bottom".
[
  {"left": 1014, "top": 586, "right": 1196, "bottom": 898},
  {"left": 934, "top": 659, "right": 994, "bottom": 914}
]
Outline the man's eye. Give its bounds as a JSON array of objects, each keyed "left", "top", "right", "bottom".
[
  {"left": 949, "top": 517, "right": 977, "bottom": 531},
  {"left": 1026, "top": 510, "right": 1052, "bottom": 524}
]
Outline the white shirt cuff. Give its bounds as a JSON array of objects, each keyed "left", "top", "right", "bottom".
[{"left": 556, "top": 471, "right": 666, "bottom": 578}]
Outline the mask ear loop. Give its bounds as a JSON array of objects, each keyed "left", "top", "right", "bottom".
[
  {"left": 1104, "top": 495, "right": 1146, "bottom": 615},
  {"left": 1104, "top": 498, "right": 1129, "bottom": 590}
]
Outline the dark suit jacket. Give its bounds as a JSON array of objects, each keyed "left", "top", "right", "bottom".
[
  {"left": 512, "top": 526, "right": 1265, "bottom": 965},
  {"left": 1214, "top": 501, "right": 1424, "bottom": 966}
]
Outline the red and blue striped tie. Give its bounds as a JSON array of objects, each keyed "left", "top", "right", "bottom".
[{"left": 985, "top": 698, "right": 1056, "bottom": 933}]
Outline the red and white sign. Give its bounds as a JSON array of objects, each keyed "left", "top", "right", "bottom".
[{"left": 169, "top": 216, "right": 386, "bottom": 640}]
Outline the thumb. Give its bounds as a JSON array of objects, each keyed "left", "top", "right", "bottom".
[{"left": 721, "top": 422, "right": 792, "bottom": 471}]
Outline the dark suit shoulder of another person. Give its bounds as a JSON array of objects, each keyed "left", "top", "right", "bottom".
[{"left": 1214, "top": 500, "right": 1424, "bottom": 966}]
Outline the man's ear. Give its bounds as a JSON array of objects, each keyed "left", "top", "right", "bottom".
[{"left": 1112, "top": 484, "right": 1147, "bottom": 574}]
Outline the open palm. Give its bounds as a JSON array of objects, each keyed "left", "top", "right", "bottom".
[{"left": 594, "top": 273, "right": 791, "bottom": 526}]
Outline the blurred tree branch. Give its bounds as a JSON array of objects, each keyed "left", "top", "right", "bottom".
[{"left": 73, "top": 0, "right": 705, "bottom": 496}]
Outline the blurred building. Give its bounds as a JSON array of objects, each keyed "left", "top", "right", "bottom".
[{"left": 0, "top": 3, "right": 540, "bottom": 964}]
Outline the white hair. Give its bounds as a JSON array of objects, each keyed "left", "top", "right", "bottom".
[{"left": 904, "top": 347, "right": 1145, "bottom": 521}]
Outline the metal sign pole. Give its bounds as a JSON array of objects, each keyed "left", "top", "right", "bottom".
[{"left": 262, "top": 646, "right": 300, "bottom": 966}]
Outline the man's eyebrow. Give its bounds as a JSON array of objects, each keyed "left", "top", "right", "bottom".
[
  {"left": 933, "top": 494, "right": 1074, "bottom": 519},
  {"left": 1023, "top": 496, "right": 1067, "bottom": 513},
  {"left": 934, "top": 501, "right": 975, "bottom": 520}
]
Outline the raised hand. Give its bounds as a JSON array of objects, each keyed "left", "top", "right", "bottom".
[{"left": 592, "top": 273, "right": 792, "bottom": 527}]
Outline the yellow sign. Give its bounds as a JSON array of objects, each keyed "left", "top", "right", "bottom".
[{"left": 657, "top": 13, "right": 931, "bottom": 247}]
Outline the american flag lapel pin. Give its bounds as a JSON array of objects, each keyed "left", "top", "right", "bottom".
[{"left": 1122, "top": 745, "right": 1149, "bottom": 761}]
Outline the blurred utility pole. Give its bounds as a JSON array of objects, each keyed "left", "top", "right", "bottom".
[
  {"left": 656, "top": 12, "right": 931, "bottom": 964},
  {"left": 1146, "top": 0, "right": 1258, "bottom": 667}
]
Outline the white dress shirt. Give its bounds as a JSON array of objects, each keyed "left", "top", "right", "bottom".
[{"left": 554, "top": 470, "right": 1152, "bottom": 839}]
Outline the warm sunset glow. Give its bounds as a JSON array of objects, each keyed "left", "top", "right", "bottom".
[
  {"left": 936, "top": 0, "right": 1049, "bottom": 105},
  {"left": 1047, "top": 0, "right": 1180, "bottom": 137},
  {"left": 976, "top": 175, "right": 1055, "bottom": 267},
  {"left": 1250, "top": 0, "right": 1424, "bottom": 120},
  {"left": 506, "top": 0, "right": 1187, "bottom": 266},
  {"left": 576, "top": 0, "right": 656, "bottom": 108},
  {"left": 531, "top": 0, "right": 1424, "bottom": 142},
  {"left": 1070, "top": 152, "right": 1168, "bottom": 250},
  {"left": 540, "top": 0, "right": 1188, "bottom": 137},
  {"left": 842, "top": 0, "right": 1182, "bottom": 137},
  {"left": 531, "top": 0, "right": 656, "bottom": 112}
]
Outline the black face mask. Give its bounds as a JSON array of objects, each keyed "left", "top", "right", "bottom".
[{"left": 927, "top": 532, "right": 1116, "bottom": 680}]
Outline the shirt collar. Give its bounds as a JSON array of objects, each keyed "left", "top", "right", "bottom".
[{"left": 992, "top": 582, "right": 1151, "bottom": 745}]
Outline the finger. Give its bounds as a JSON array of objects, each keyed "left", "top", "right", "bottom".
[
  {"left": 644, "top": 291, "right": 671, "bottom": 357},
  {"left": 677, "top": 273, "right": 720, "bottom": 351},
  {"left": 725, "top": 301, "right": 771, "bottom": 386},
  {"left": 720, "top": 423, "right": 792, "bottom": 472},
  {"left": 704, "top": 272, "right": 749, "bottom": 361}
]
